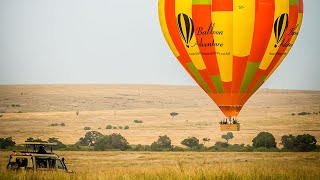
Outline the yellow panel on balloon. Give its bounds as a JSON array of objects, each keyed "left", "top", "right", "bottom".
[
  {"left": 233, "top": 0, "right": 255, "bottom": 57},
  {"left": 212, "top": 11, "right": 233, "bottom": 82}
]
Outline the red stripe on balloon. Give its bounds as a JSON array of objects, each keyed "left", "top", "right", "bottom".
[
  {"left": 248, "top": 0, "right": 275, "bottom": 63},
  {"left": 232, "top": 56, "right": 249, "bottom": 93},
  {"left": 211, "top": 0, "right": 233, "bottom": 11},
  {"left": 298, "top": 0, "right": 303, "bottom": 13},
  {"left": 222, "top": 82, "right": 232, "bottom": 93}
]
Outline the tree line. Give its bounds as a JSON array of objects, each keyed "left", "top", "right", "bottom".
[{"left": 0, "top": 131, "right": 318, "bottom": 152}]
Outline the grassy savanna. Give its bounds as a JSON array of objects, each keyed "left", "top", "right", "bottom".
[
  {"left": 0, "top": 151, "right": 320, "bottom": 179},
  {"left": 0, "top": 84, "right": 319, "bottom": 146},
  {"left": 0, "top": 85, "right": 320, "bottom": 179}
]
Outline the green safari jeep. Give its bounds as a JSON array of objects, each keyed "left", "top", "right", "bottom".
[{"left": 7, "top": 142, "right": 70, "bottom": 172}]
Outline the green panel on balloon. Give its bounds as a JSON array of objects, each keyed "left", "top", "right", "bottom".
[
  {"left": 211, "top": 75, "right": 224, "bottom": 94},
  {"left": 240, "top": 62, "right": 260, "bottom": 93},
  {"left": 192, "top": 0, "right": 211, "bottom": 5},
  {"left": 187, "top": 62, "right": 212, "bottom": 94},
  {"left": 251, "top": 75, "right": 267, "bottom": 93},
  {"left": 289, "top": 0, "right": 298, "bottom": 5}
]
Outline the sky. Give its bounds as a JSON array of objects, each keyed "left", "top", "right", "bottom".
[{"left": 0, "top": 0, "right": 319, "bottom": 90}]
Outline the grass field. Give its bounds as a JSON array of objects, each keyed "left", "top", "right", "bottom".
[
  {"left": 0, "top": 151, "right": 319, "bottom": 179},
  {"left": 0, "top": 84, "right": 320, "bottom": 179},
  {"left": 0, "top": 84, "right": 319, "bottom": 146}
]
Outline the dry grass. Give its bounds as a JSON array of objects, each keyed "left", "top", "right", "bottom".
[
  {"left": 0, "top": 85, "right": 319, "bottom": 179},
  {"left": 0, "top": 151, "right": 319, "bottom": 179},
  {"left": 0, "top": 84, "right": 319, "bottom": 146}
]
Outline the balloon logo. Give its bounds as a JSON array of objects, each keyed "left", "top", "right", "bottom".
[
  {"left": 177, "top": 13, "right": 194, "bottom": 48},
  {"left": 159, "top": 0, "right": 304, "bottom": 120},
  {"left": 274, "top": 13, "right": 289, "bottom": 48}
]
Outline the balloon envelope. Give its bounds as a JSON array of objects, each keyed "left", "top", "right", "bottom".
[{"left": 159, "top": 0, "right": 303, "bottom": 117}]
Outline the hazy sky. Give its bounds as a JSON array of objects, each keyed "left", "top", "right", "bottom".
[{"left": 0, "top": 0, "right": 319, "bottom": 90}]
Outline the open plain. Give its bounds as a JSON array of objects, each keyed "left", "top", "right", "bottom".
[
  {"left": 0, "top": 84, "right": 319, "bottom": 146},
  {"left": 0, "top": 84, "right": 320, "bottom": 179}
]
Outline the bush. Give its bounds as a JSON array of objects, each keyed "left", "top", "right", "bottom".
[
  {"left": 124, "top": 126, "right": 129, "bottom": 130},
  {"left": 151, "top": 135, "right": 172, "bottom": 151},
  {"left": 133, "top": 120, "right": 143, "bottom": 123},
  {"left": 0, "top": 137, "right": 15, "bottom": 149},
  {"left": 253, "top": 147, "right": 279, "bottom": 152},
  {"left": 215, "top": 141, "right": 229, "bottom": 148},
  {"left": 252, "top": 132, "right": 276, "bottom": 148},
  {"left": 113, "top": 127, "right": 117, "bottom": 129},
  {"left": 132, "top": 144, "right": 151, "bottom": 151},
  {"left": 84, "top": 127, "right": 91, "bottom": 130},
  {"left": 94, "top": 133, "right": 130, "bottom": 151},
  {"left": 106, "top": 125, "right": 112, "bottom": 129},
  {"left": 181, "top": 137, "right": 202, "bottom": 149},
  {"left": 210, "top": 143, "right": 253, "bottom": 152},
  {"left": 118, "top": 126, "right": 123, "bottom": 129},
  {"left": 172, "top": 146, "right": 185, "bottom": 152},
  {"left": 63, "top": 145, "right": 82, "bottom": 151},
  {"left": 25, "top": 137, "right": 43, "bottom": 142},
  {"left": 298, "top": 112, "right": 310, "bottom": 116},
  {"left": 47, "top": 137, "right": 66, "bottom": 149},
  {"left": 49, "top": 123, "right": 65, "bottom": 127}
]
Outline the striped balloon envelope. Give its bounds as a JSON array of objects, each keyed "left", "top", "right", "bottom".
[{"left": 158, "top": 0, "right": 303, "bottom": 118}]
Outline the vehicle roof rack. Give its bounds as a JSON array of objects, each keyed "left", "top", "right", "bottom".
[{"left": 22, "top": 142, "right": 57, "bottom": 146}]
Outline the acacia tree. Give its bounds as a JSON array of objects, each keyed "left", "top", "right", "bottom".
[
  {"left": 221, "top": 132, "right": 234, "bottom": 144},
  {"left": 77, "top": 131, "right": 104, "bottom": 146},
  {"left": 151, "top": 135, "right": 172, "bottom": 150},
  {"left": 252, "top": 132, "right": 276, "bottom": 148},
  {"left": 181, "top": 137, "right": 202, "bottom": 149},
  {"left": 170, "top": 112, "right": 179, "bottom": 120},
  {"left": 294, "top": 134, "right": 317, "bottom": 152},
  {"left": 203, "top": 138, "right": 210, "bottom": 146},
  {"left": 94, "top": 133, "right": 130, "bottom": 151}
]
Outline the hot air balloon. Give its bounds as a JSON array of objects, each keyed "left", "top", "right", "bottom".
[{"left": 158, "top": 0, "right": 304, "bottom": 131}]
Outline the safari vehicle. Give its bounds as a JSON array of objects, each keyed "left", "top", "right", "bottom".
[{"left": 7, "top": 142, "right": 70, "bottom": 172}]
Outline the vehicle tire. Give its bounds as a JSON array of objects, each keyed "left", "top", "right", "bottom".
[{"left": 7, "top": 162, "right": 19, "bottom": 171}]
